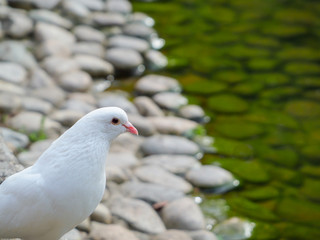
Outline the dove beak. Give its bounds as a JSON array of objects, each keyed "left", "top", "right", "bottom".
[{"left": 123, "top": 121, "right": 139, "bottom": 135}]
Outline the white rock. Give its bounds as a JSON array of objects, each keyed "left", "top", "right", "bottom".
[
  {"left": 0, "top": 62, "right": 27, "bottom": 84},
  {"left": 73, "top": 25, "right": 105, "bottom": 43},
  {"left": 73, "top": 54, "right": 114, "bottom": 77}
]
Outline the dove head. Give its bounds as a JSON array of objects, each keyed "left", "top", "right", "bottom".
[{"left": 80, "top": 107, "right": 138, "bottom": 141}]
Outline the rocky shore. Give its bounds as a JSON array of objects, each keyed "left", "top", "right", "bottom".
[{"left": 0, "top": 0, "right": 236, "bottom": 239}]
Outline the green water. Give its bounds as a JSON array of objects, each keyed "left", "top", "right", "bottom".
[{"left": 132, "top": 0, "right": 320, "bottom": 239}]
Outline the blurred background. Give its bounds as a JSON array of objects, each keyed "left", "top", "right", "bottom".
[{"left": 132, "top": 0, "right": 320, "bottom": 239}]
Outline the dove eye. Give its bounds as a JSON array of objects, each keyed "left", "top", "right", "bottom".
[{"left": 111, "top": 118, "right": 120, "bottom": 125}]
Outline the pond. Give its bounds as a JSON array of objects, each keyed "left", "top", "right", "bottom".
[{"left": 131, "top": 0, "right": 320, "bottom": 239}]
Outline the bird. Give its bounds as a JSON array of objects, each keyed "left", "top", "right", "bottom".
[{"left": 0, "top": 107, "right": 138, "bottom": 240}]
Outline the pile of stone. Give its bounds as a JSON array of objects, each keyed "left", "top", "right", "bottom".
[{"left": 0, "top": 0, "right": 236, "bottom": 239}]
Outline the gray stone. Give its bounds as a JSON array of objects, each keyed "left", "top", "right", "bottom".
[
  {"left": 18, "top": 150, "right": 42, "bottom": 167},
  {"left": 91, "top": 203, "right": 112, "bottom": 224},
  {"left": 106, "top": 152, "right": 139, "bottom": 169},
  {"left": 108, "top": 35, "right": 150, "bottom": 53},
  {"left": 135, "top": 74, "right": 181, "bottom": 95},
  {"left": 141, "top": 154, "right": 200, "bottom": 175},
  {"left": 3, "top": 11, "right": 33, "bottom": 38},
  {"left": 186, "top": 166, "right": 235, "bottom": 188},
  {"left": 30, "top": 9, "right": 73, "bottom": 29},
  {"left": 76, "top": 218, "right": 91, "bottom": 233},
  {"left": 0, "top": 127, "right": 29, "bottom": 151},
  {"left": 42, "top": 56, "right": 79, "bottom": 76},
  {"left": 105, "top": 0, "right": 132, "bottom": 13},
  {"left": 35, "top": 22, "right": 75, "bottom": 46},
  {"left": 0, "top": 41, "right": 37, "bottom": 70},
  {"left": 73, "top": 54, "right": 114, "bottom": 77},
  {"left": 74, "top": 0, "right": 104, "bottom": 11},
  {"left": 213, "top": 217, "right": 254, "bottom": 240},
  {"left": 0, "top": 92, "right": 22, "bottom": 114},
  {"left": 0, "top": 62, "right": 27, "bottom": 84},
  {"left": 108, "top": 197, "right": 166, "bottom": 234},
  {"left": 61, "top": 0, "right": 90, "bottom": 19},
  {"left": 145, "top": 50, "right": 168, "bottom": 70},
  {"left": 106, "top": 166, "right": 129, "bottom": 184},
  {"left": 60, "top": 99, "right": 95, "bottom": 114},
  {"left": 58, "top": 70, "right": 92, "bottom": 92},
  {"left": 0, "top": 80, "right": 25, "bottom": 95},
  {"left": 0, "top": 133, "right": 24, "bottom": 184},
  {"left": 123, "top": 23, "right": 156, "bottom": 40},
  {"left": 68, "top": 92, "right": 97, "bottom": 106},
  {"left": 141, "top": 134, "right": 201, "bottom": 156},
  {"left": 36, "top": 40, "right": 71, "bottom": 59},
  {"left": 127, "top": 114, "right": 156, "bottom": 136},
  {"left": 161, "top": 197, "right": 205, "bottom": 231},
  {"left": 72, "top": 42, "right": 104, "bottom": 58},
  {"left": 178, "top": 105, "right": 206, "bottom": 121},
  {"left": 9, "top": 0, "right": 62, "bottom": 9},
  {"left": 188, "top": 230, "right": 219, "bottom": 240},
  {"left": 90, "top": 223, "right": 139, "bottom": 240},
  {"left": 134, "top": 165, "right": 193, "bottom": 193},
  {"left": 29, "top": 139, "right": 55, "bottom": 152},
  {"left": 153, "top": 230, "right": 193, "bottom": 240},
  {"left": 98, "top": 93, "right": 138, "bottom": 114},
  {"left": 148, "top": 116, "right": 198, "bottom": 135},
  {"left": 121, "top": 181, "right": 184, "bottom": 204},
  {"left": 50, "top": 110, "right": 84, "bottom": 127},
  {"left": 73, "top": 25, "right": 105, "bottom": 44},
  {"left": 91, "top": 12, "right": 126, "bottom": 27},
  {"left": 153, "top": 92, "right": 188, "bottom": 110},
  {"left": 8, "top": 111, "right": 62, "bottom": 137},
  {"left": 29, "top": 68, "right": 55, "bottom": 89},
  {"left": 110, "top": 133, "right": 144, "bottom": 154},
  {"left": 30, "top": 86, "right": 66, "bottom": 106},
  {"left": 130, "top": 12, "right": 155, "bottom": 27},
  {"left": 134, "top": 96, "right": 164, "bottom": 117},
  {"left": 21, "top": 96, "right": 53, "bottom": 115},
  {"left": 105, "top": 47, "right": 143, "bottom": 71}
]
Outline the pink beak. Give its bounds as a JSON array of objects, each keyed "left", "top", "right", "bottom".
[{"left": 122, "top": 121, "right": 138, "bottom": 135}]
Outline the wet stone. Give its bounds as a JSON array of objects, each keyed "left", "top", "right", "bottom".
[
  {"left": 73, "top": 25, "right": 105, "bottom": 44},
  {"left": 141, "top": 134, "right": 201, "bottom": 156},
  {"left": 213, "top": 217, "right": 254, "bottom": 240},
  {"left": 108, "top": 197, "right": 166, "bottom": 234},
  {"left": 108, "top": 35, "right": 150, "bottom": 53},
  {"left": 73, "top": 54, "right": 114, "bottom": 77},
  {"left": 160, "top": 197, "right": 205, "bottom": 231},
  {"left": 121, "top": 181, "right": 184, "bottom": 204},
  {"left": 148, "top": 116, "right": 198, "bottom": 135},
  {"left": 134, "top": 165, "right": 193, "bottom": 193},
  {"left": 135, "top": 74, "right": 181, "bottom": 95},
  {"left": 185, "top": 165, "right": 235, "bottom": 188},
  {"left": 145, "top": 49, "right": 168, "bottom": 70},
  {"left": 0, "top": 62, "right": 27, "bottom": 84}
]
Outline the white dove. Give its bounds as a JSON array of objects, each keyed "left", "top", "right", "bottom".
[{"left": 0, "top": 107, "right": 138, "bottom": 240}]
